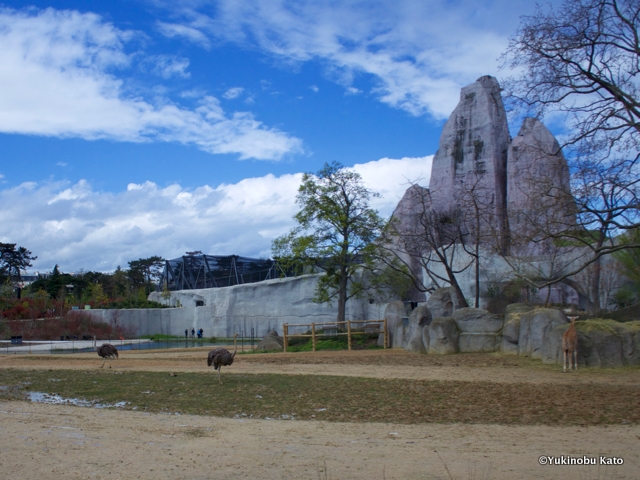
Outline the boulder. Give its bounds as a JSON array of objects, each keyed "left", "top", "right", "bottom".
[
  {"left": 428, "top": 317, "right": 459, "bottom": 355},
  {"left": 518, "top": 308, "right": 568, "bottom": 360},
  {"left": 405, "top": 305, "right": 432, "bottom": 353},
  {"left": 255, "top": 330, "right": 284, "bottom": 352},
  {"left": 452, "top": 308, "right": 503, "bottom": 353},
  {"left": 502, "top": 304, "right": 534, "bottom": 355},
  {"left": 542, "top": 320, "right": 640, "bottom": 368},
  {"left": 426, "top": 288, "right": 459, "bottom": 318},
  {"left": 381, "top": 301, "right": 407, "bottom": 347}
]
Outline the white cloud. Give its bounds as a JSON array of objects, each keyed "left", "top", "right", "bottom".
[
  {"left": 0, "top": 7, "right": 302, "bottom": 160},
  {"left": 160, "top": 0, "right": 532, "bottom": 119},
  {"left": 142, "top": 54, "right": 191, "bottom": 79},
  {"left": 223, "top": 87, "right": 244, "bottom": 99},
  {"left": 309, "top": 85, "right": 319, "bottom": 92},
  {"left": 0, "top": 156, "right": 431, "bottom": 272},
  {"left": 156, "top": 21, "right": 211, "bottom": 48},
  {"left": 345, "top": 87, "right": 362, "bottom": 96}
]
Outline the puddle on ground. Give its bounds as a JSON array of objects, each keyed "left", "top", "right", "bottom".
[{"left": 28, "top": 392, "right": 129, "bottom": 409}]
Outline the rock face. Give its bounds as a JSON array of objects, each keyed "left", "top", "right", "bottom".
[
  {"left": 428, "top": 317, "right": 459, "bottom": 354},
  {"left": 255, "top": 330, "right": 284, "bottom": 351},
  {"left": 426, "top": 287, "right": 460, "bottom": 318},
  {"left": 502, "top": 304, "right": 533, "bottom": 355},
  {"left": 428, "top": 75, "right": 511, "bottom": 252},
  {"left": 382, "top": 301, "right": 407, "bottom": 348},
  {"left": 542, "top": 320, "right": 640, "bottom": 368},
  {"left": 507, "top": 117, "right": 575, "bottom": 247},
  {"left": 406, "top": 305, "right": 432, "bottom": 353},
  {"left": 389, "top": 186, "right": 429, "bottom": 303},
  {"left": 389, "top": 76, "right": 575, "bottom": 276},
  {"left": 518, "top": 308, "right": 568, "bottom": 360},
  {"left": 452, "top": 308, "right": 503, "bottom": 353}
]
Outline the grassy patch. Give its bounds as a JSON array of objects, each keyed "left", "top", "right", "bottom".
[
  {"left": 1, "top": 368, "right": 638, "bottom": 426},
  {"left": 286, "top": 331, "right": 382, "bottom": 352}
]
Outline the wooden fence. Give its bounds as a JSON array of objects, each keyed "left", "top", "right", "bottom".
[{"left": 282, "top": 319, "right": 388, "bottom": 352}]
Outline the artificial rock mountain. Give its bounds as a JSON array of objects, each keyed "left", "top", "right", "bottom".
[{"left": 393, "top": 75, "right": 572, "bottom": 255}]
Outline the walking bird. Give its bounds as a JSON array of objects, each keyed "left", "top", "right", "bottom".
[
  {"left": 96, "top": 343, "right": 118, "bottom": 368},
  {"left": 207, "top": 333, "right": 238, "bottom": 383}
]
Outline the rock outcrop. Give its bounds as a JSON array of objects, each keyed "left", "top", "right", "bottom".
[
  {"left": 507, "top": 117, "right": 575, "bottom": 247},
  {"left": 428, "top": 75, "right": 511, "bottom": 252},
  {"left": 541, "top": 319, "right": 640, "bottom": 368},
  {"left": 428, "top": 317, "right": 459, "bottom": 354},
  {"left": 406, "top": 305, "right": 432, "bottom": 353},
  {"left": 501, "top": 304, "right": 533, "bottom": 355},
  {"left": 518, "top": 308, "right": 569, "bottom": 360},
  {"left": 255, "top": 330, "right": 284, "bottom": 351},
  {"left": 388, "top": 185, "right": 429, "bottom": 302},
  {"left": 425, "top": 287, "right": 459, "bottom": 318},
  {"left": 452, "top": 308, "right": 503, "bottom": 353},
  {"left": 382, "top": 300, "right": 408, "bottom": 348},
  {"left": 391, "top": 75, "right": 574, "bottom": 263}
]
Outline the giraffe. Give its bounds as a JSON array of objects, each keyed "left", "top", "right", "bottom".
[{"left": 562, "top": 315, "right": 579, "bottom": 372}]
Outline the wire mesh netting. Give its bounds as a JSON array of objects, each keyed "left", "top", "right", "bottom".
[{"left": 157, "top": 254, "right": 289, "bottom": 291}]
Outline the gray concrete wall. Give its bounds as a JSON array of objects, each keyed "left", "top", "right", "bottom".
[{"left": 89, "top": 274, "right": 386, "bottom": 337}]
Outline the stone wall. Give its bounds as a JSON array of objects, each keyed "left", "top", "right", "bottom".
[
  {"left": 88, "top": 274, "right": 385, "bottom": 338},
  {"left": 389, "top": 296, "right": 640, "bottom": 368}
]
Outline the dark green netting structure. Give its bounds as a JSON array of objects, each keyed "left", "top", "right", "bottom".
[{"left": 157, "top": 254, "right": 288, "bottom": 291}]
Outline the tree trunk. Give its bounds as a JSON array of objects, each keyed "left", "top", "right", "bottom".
[
  {"left": 589, "top": 256, "right": 602, "bottom": 314},
  {"left": 337, "top": 264, "right": 348, "bottom": 324},
  {"left": 443, "top": 263, "right": 469, "bottom": 308}
]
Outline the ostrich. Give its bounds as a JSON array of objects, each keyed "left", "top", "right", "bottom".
[
  {"left": 96, "top": 343, "right": 119, "bottom": 368},
  {"left": 207, "top": 333, "right": 238, "bottom": 383}
]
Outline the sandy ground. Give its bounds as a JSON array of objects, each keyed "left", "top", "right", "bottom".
[{"left": 1, "top": 349, "right": 639, "bottom": 479}]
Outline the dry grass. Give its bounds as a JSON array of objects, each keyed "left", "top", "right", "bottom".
[{"left": 1, "top": 365, "right": 638, "bottom": 426}]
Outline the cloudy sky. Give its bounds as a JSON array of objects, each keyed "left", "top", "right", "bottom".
[{"left": 0, "top": 0, "right": 545, "bottom": 273}]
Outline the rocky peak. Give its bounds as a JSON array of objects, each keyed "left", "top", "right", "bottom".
[{"left": 428, "top": 75, "right": 511, "bottom": 251}]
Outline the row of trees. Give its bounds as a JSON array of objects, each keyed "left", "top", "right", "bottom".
[
  {"left": 1, "top": 250, "right": 166, "bottom": 309},
  {"left": 273, "top": 0, "right": 640, "bottom": 316}
]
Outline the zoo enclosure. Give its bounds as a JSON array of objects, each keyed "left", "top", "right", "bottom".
[
  {"left": 157, "top": 254, "right": 289, "bottom": 291},
  {"left": 282, "top": 319, "right": 388, "bottom": 352}
]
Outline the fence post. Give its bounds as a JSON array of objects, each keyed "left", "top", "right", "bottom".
[
  {"left": 311, "top": 323, "right": 316, "bottom": 352},
  {"left": 347, "top": 320, "right": 352, "bottom": 351},
  {"left": 283, "top": 323, "right": 288, "bottom": 352},
  {"left": 383, "top": 318, "right": 388, "bottom": 348}
]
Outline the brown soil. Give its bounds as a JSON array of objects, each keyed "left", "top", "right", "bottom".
[{"left": 1, "top": 349, "right": 639, "bottom": 479}]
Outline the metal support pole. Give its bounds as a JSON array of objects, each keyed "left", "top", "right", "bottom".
[
  {"left": 347, "top": 321, "right": 352, "bottom": 351},
  {"left": 312, "top": 323, "right": 316, "bottom": 352}
]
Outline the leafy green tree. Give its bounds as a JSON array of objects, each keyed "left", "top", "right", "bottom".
[
  {"left": 273, "top": 162, "right": 385, "bottom": 324},
  {"left": 0, "top": 243, "right": 37, "bottom": 285},
  {"left": 127, "top": 256, "right": 165, "bottom": 294}
]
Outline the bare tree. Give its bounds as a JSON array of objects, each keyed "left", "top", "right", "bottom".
[
  {"left": 500, "top": 0, "right": 640, "bottom": 312},
  {"left": 501, "top": 0, "right": 640, "bottom": 155},
  {"left": 378, "top": 184, "right": 473, "bottom": 308}
]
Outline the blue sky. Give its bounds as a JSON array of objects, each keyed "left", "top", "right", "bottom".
[{"left": 0, "top": 0, "right": 544, "bottom": 273}]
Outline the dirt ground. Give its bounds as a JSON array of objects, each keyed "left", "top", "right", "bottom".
[{"left": 1, "top": 349, "right": 639, "bottom": 479}]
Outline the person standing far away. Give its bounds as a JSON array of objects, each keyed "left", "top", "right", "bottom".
[
  {"left": 191, "top": 328, "right": 195, "bottom": 338},
  {"left": 185, "top": 329, "right": 188, "bottom": 340}
]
